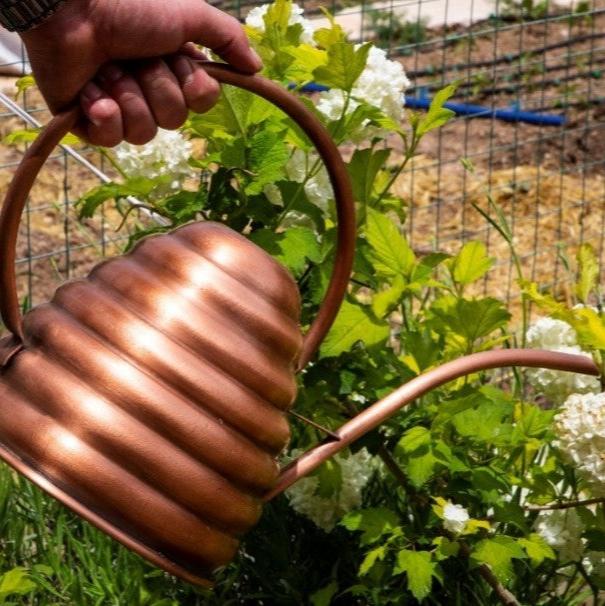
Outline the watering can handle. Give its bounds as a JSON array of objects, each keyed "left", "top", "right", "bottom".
[{"left": 0, "top": 62, "right": 355, "bottom": 369}]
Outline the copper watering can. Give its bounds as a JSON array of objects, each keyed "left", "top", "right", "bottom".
[{"left": 0, "top": 62, "right": 600, "bottom": 587}]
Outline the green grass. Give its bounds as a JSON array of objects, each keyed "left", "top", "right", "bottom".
[{"left": 0, "top": 463, "right": 223, "bottom": 605}]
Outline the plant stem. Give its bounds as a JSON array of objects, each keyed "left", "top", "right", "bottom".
[{"left": 525, "top": 496, "right": 605, "bottom": 511}]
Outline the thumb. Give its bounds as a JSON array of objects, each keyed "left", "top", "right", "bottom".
[{"left": 184, "top": 1, "right": 262, "bottom": 74}]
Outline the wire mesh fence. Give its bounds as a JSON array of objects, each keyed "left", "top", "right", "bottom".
[{"left": 0, "top": 0, "right": 603, "bottom": 318}]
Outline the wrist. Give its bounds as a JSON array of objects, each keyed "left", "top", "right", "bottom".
[
  {"left": 20, "top": 0, "right": 97, "bottom": 54},
  {"left": 0, "top": 0, "right": 70, "bottom": 33}
]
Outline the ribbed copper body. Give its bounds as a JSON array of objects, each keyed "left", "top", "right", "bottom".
[
  {"left": 0, "top": 64, "right": 359, "bottom": 586},
  {"left": 0, "top": 221, "right": 302, "bottom": 584}
]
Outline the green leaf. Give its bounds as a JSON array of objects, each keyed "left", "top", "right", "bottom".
[
  {"left": 347, "top": 148, "right": 390, "bottom": 205},
  {"left": 313, "top": 459, "right": 343, "bottom": 498},
  {"left": 372, "top": 275, "right": 405, "bottom": 319},
  {"left": 522, "top": 281, "right": 605, "bottom": 351},
  {"left": 3, "top": 128, "right": 80, "bottom": 147},
  {"left": 518, "top": 534, "right": 556, "bottom": 566},
  {"left": 416, "top": 84, "right": 457, "bottom": 137},
  {"left": 365, "top": 208, "right": 415, "bottom": 279},
  {"left": 451, "top": 241, "right": 494, "bottom": 286},
  {"left": 245, "top": 129, "right": 289, "bottom": 195},
  {"left": 0, "top": 568, "right": 36, "bottom": 598},
  {"left": 576, "top": 243, "right": 599, "bottom": 303},
  {"left": 406, "top": 449, "right": 437, "bottom": 488},
  {"left": 313, "top": 42, "right": 371, "bottom": 91},
  {"left": 310, "top": 581, "right": 338, "bottom": 606},
  {"left": 15, "top": 74, "right": 35, "bottom": 97},
  {"left": 471, "top": 536, "right": 526, "bottom": 584},
  {"left": 433, "top": 537, "right": 460, "bottom": 560},
  {"left": 394, "top": 550, "right": 436, "bottom": 600},
  {"left": 320, "top": 300, "right": 389, "bottom": 357},
  {"left": 397, "top": 426, "right": 431, "bottom": 454},
  {"left": 359, "top": 545, "right": 387, "bottom": 575},
  {"left": 77, "top": 176, "right": 166, "bottom": 219},
  {"left": 250, "top": 227, "right": 321, "bottom": 276},
  {"left": 430, "top": 296, "right": 511, "bottom": 347},
  {"left": 341, "top": 507, "right": 400, "bottom": 545},
  {"left": 313, "top": 10, "right": 346, "bottom": 47},
  {"left": 160, "top": 189, "right": 206, "bottom": 223},
  {"left": 452, "top": 399, "right": 513, "bottom": 445},
  {"left": 283, "top": 44, "right": 328, "bottom": 82}
]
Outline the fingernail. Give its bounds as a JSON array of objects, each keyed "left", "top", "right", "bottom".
[
  {"left": 250, "top": 48, "right": 263, "bottom": 71},
  {"left": 81, "top": 82, "right": 103, "bottom": 103},
  {"left": 99, "top": 64, "right": 123, "bottom": 83},
  {"left": 173, "top": 56, "right": 193, "bottom": 83}
]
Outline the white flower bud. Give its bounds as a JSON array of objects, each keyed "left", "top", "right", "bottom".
[{"left": 442, "top": 501, "right": 469, "bottom": 534}]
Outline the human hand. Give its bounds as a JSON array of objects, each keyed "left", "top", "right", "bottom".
[{"left": 20, "top": 0, "right": 262, "bottom": 146}]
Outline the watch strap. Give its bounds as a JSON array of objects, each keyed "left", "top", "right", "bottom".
[{"left": 0, "top": 0, "right": 66, "bottom": 32}]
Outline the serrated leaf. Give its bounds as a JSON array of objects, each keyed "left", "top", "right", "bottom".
[
  {"left": 397, "top": 426, "right": 431, "bottom": 454},
  {"left": 451, "top": 241, "right": 494, "bottom": 286},
  {"left": 341, "top": 507, "right": 400, "bottom": 545},
  {"left": 313, "top": 10, "right": 346, "bottom": 47},
  {"left": 283, "top": 44, "right": 328, "bottom": 82},
  {"left": 359, "top": 545, "right": 387, "bottom": 575},
  {"left": 77, "top": 176, "right": 166, "bottom": 219},
  {"left": 407, "top": 449, "right": 437, "bottom": 488},
  {"left": 433, "top": 537, "right": 460, "bottom": 560},
  {"left": 0, "top": 568, "right": 36, "bottom": 597},
  {"left": 365, "top": 208, "right": 415, "bottom": 278},
  {"left": 250, "top": 226, "right": 321, "bottom": 276},
  {"left": 313, "top": 42, "right": 371, "bottom": 91},
  {"left": 3, "top": 128, "right": 80, "bottom": 147},
  {"left": 394, "top": 550, "right": 436, "bottom": 600},
  {"left": 464, "top": 519, "right": 492, "bottom": 534},
  {"left": 471, "top": 536, "right": 526, "bottom": 584},
  {"left": 430, "top": 296, "right": 511, "bottom": 346},
  {"left": 576, "top": 243, "right": 599, "bottom": 303},
  {"left": 372, "top": 275, "right": 405, "bottom": 318},
  {"left": 245, "top": 129, "right": 289, "bottom": 195},
  {"left": 320, "top": 300, "right": 389, "bottom": 357},
  {"left": 416, "top": 84, "right": 457, "bottom": 136},
  {"left": 518, "top": 534, "right": 556, "bottom": 566},
  {"left": 347, "top": 148, "right": 390, "bottom": 205}
]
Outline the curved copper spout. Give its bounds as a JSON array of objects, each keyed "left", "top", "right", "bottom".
[{"left": 265, "top": 348, "right": 600, "bottom": 500}]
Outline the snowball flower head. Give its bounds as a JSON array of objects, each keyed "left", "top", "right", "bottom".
[
  {"left": 442, "top": 501, "right": 469, "bottom": 534},
  {"left": 317, "top": 46, "right": 410, "bottom": 138},
  {"left": 535, "top": 509, "right": 585, "bottom": 562},
  {"left": 114, "top": 128, "right": 193, "bottom": 194},
  {"left": 285, "top": 449, "right": 375, "bottom": 531},
  {"left": 245, "top": 3, "right": 315, "bottom": 44},
  {"left": 525, "top": 316, "right": 599, "bottom": 404},
  {"left": 554, "top": 392, "right": 605, "bottom": 493}
]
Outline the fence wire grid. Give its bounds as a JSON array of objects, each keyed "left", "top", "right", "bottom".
[{"left": 0, "top": 0, "right": 604, "bottom": 319}]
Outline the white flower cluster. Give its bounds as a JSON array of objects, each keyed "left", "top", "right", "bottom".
[
  {"left": 245, "top": 2, "right": 315, "bottom": 44},
  {"left": 442, "top": 501, "right": 469, "bottom": 534},
  {"left": 317, "top": 46, "right": 410, "bottom": 128},
  {"left": 285, "top": 448, "right": 375, "bottom": 531},
  {"left": 525, "top": 317, "right": 600, "bottom": 404},
  {"left": 554, "top": 392, "right": 605, "bottom": 493},
  {"left": 535, "top": 508, "right": 585, "bottom": 562},
  {"left": 114, "top": 128, "right": 193, "bottom": 195}
]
